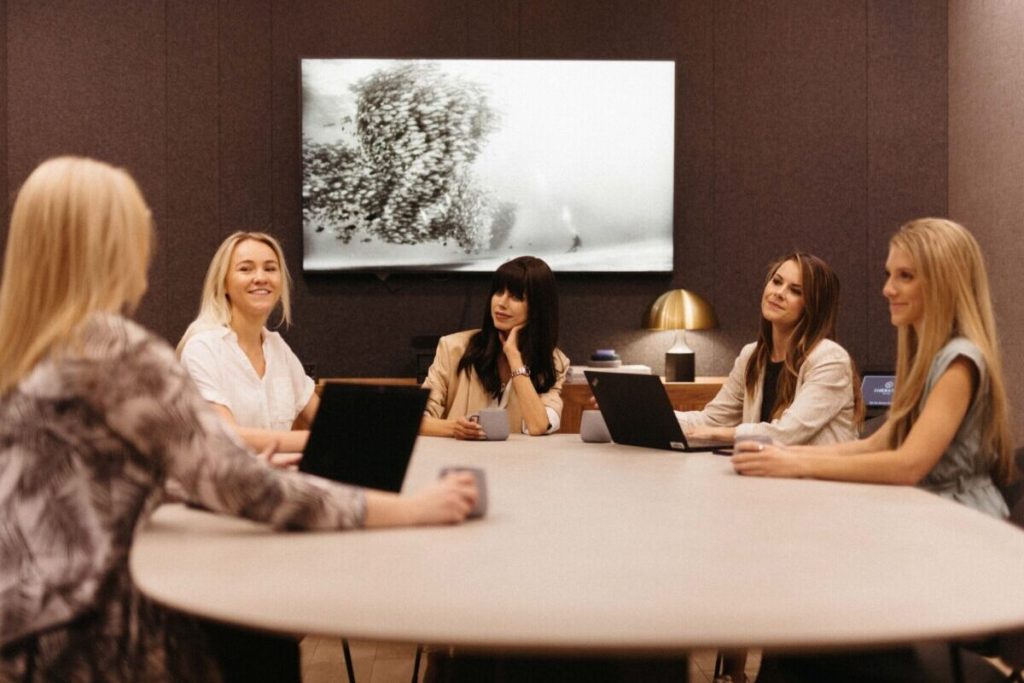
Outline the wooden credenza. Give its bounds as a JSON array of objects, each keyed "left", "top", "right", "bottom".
[
  {"left": 559, "top": 377, "right": 725, "bottom": 434},
  {"left": 317, "top": 376, "right": 726, "bottom": 435}
]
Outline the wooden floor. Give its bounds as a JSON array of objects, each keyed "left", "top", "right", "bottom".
[{"left": 300, "top": 637, "right": 761, "bottom": 682}]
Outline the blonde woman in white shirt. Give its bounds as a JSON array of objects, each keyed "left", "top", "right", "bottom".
[{"left": 178, "top": 232, "right": 315, "bottom": 458}]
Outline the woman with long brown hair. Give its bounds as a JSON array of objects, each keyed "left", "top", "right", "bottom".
[{"left": 677, "top": 251, "right": 861, "bottom": 447}]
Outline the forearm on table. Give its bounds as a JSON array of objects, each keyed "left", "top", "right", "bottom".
[
  {"left": 230, "top": 425, "right": 309, "bottom": 453},
  {"left": 419, "top": 414, "right": 455, "bottom": 437},
  {"left": 363, "top": 490, "right": 414, "bottom": 527},
  {"left": 511, "top": 376, "right": 552, "bottom": 434}
]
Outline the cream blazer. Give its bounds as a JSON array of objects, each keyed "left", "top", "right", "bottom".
[
  {"left": 423, "top": 330, "right": 570, "bottom": 432},
  {"left": 676, "top": 339, "right": 858, "bottom": 445}
]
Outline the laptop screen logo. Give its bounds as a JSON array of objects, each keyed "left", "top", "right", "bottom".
[
  {"left": 862, "top": 375, "right": 895, "bottom": 407},
  {"left": 670, "top": 441, "right": 685, "bottom": 450}
]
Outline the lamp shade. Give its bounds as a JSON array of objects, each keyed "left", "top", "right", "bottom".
[{"left": 643, "top": 289, "right": 718, "bottom": 331}]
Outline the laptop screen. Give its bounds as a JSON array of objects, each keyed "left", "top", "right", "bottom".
[{"left": 861, "top": 374, "right": 896, "bottom": 408}]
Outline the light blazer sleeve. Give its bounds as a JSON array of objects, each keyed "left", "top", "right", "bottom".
[
  {"left": 539, "top": 348, "right": 570, "bottom": 419},
  {"left": 734, "top": 339, "right": 857, "bottom": 445},
  {"left": 675, "top": 343, "right": 753, "bottom": 430},
  {"left": 423, "top": 332, "right": 470, "bottom": 419}
]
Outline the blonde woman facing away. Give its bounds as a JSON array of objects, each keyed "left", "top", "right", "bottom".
[
  {"left": 420, "top": 256, "right": 570, "bottom": 439},
  {"left": 178, "top": 232, "right": 315, "bottom": 457},
  {"left": 0, "top": 157, "right": 478, "bottom": 682},
  {"left": 734, "top": 219, "right": 1012, "bottom": 517},
  {"left": 677, "top": 251, "right": 861, "bottom": 447}
]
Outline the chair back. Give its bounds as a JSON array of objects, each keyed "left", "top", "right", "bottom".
[{"left": 994, "top": 447, "right": 1024, "bottom": 669}]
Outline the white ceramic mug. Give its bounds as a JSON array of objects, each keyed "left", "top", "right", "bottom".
[
  {"left": 580, "top": 410, "right": 611, "bottom": 443},
  {"left": 471, "top": 408, "right": 510, "bottom": 441}
]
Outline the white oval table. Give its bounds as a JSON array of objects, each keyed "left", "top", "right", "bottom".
[{"left": 131, "top": 434, "right": 1024, "bottom": 654}]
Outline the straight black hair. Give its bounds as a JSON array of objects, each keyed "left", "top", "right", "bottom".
[{"left": 458, "top": 256, "right": 560, "bottom": 397}]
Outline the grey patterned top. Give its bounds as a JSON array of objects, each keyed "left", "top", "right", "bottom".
[
  {"left": 917, "top": 337, "right": 1008, "bottom": 518},
  {"left": 0, "top": 313, "right": 366, "bottom": 681}
]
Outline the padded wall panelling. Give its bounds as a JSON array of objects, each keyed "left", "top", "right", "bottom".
[
  {"left": 713, "top": 1, "right": 869, "bottom": 360},
  {"left": 5, "top": 0, "right": 168, "bottom": 329},
  {"left": 949, "top": 0, "right": 1024, "bottom": 436},
  {"left": 5, "top": 1, "right": 166, "bottom": 196},
  {"left": 162, "top": 0, "right": 221, "bottom": 341},
  {"left": 218, "top": 0, "right": 274, "bottom": 234},
  {"left": 0, "top": 0, "right": 8, "bottom": 257},
  {"left": 865, "top": 0, "right": 948, "bottom": 370}
]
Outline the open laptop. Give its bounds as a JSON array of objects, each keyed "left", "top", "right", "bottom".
[
  {"left": 299, "top": 382, "right": 428, "bottom": 492},
  {"left": 585, "top": 370, "right": 731, "bottom": 452}
]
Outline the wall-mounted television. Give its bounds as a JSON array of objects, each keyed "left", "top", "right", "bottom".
[{"left": 301, "top": 58, "right": 675, "bottom": 273}]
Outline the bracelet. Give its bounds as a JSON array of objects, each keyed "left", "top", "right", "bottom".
[{"left": 510, "top": 365, "right": 531, "bottom": 378}]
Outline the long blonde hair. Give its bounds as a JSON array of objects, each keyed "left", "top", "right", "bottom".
[
  {"left": 176, "top": 231, "right": 293, "bottom": 355},
  {"left": 887, "top": 218, "right": 1012, "bottom": 483},
  {"left": 0, "top": 156, "right": 152, "bottom": 395}
]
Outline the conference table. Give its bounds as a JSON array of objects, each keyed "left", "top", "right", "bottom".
[{"left": 131, "top": 434, "right": 1024, "bottom": 658}]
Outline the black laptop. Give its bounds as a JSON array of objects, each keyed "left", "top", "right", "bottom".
[
  {"left": 585, "top": 371, "right": 731, "bottom": 452},
  {"left": 299, "top": 382, "right": 428, "bottom": 492}
]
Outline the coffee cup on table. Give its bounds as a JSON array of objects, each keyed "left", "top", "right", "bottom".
[
  {"left": 580, "top": 410, "right": 611, "bottom": 443},
  {"left": 470, "top": 408, "right": 510, "bottom": 441}
]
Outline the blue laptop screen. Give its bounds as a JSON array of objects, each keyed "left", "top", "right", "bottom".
[{"left": 862, "top": 375, "right": 895, "bottom": 408}]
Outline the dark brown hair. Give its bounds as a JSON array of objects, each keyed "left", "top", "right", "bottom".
[
  {"left": 459, "top": 256, "right": 560, "bottom": 398},
  {"left": 745, "top": 251, "right": 862, "bottom": 421}
]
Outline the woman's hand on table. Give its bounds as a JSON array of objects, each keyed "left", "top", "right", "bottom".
[
  {"left": 452, "top": 416, "right": 486, "bottom": 440},
  {"left": 732, "top": 441, "right": 807, "bottom": 478},
  {"left": 407, "top": 471, "right": 479, "bottom": 524}
]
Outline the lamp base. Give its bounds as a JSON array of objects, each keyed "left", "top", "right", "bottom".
[{"left": 665, "top": 351, "right": 695, "bottom": 382}]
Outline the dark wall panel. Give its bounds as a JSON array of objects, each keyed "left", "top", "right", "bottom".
[
  {"left": 0, "top": 0, "right": 8, "bottom": 259},
  {"left": 714, "top": 1, "right": 869, "bottom": 361},
  {"left": 865, "top": 0, "right": 948, "bottom": 371},
  {"left": 219, "top": 0, "right": 274, "bottom": 234},
  {"left": 5, "top": 0, "right": 168, "bottom": 331},
  {"left": 5, "top": 1, "right": 166, "bottom": 205},
  {"left": 160, "top": 0, "right": 221, "bottom": 343},
  {"left": 949, "top": 0, "right": 1024, "bottom": 436}
]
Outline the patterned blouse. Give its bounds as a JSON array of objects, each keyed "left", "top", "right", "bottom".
[{"left": 0, "top": 314, "right": 366, "bottom": 681}]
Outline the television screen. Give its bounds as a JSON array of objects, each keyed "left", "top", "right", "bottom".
[{"left": 301, "top": 58, "right": 675, "bottom": 273}]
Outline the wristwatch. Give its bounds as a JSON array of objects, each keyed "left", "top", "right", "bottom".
[{"left": 510, "top": 365, "right": 531, "bottom": 378}]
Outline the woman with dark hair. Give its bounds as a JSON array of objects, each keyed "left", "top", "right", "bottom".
[
  {"left": 677, "top": 251, "right": 861, "bottom": 447},
  {"left": 421, "top": 255, "right": 570, "bottom": 438}
]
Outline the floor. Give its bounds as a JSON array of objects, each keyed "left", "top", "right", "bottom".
[{"left": 300, "top": 637, "right": 761, "bottom": 682}]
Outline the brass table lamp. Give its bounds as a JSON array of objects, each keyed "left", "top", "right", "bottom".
[{"left": 643, "top": 289, "right": 717, "bottom": 382}]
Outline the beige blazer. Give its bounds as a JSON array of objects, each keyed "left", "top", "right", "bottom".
[
  {"left": 423, "top": 330, "right": 570, "bottom": 432},
  {"left": 676, "top": 339, "right": 858, "bottom": 445}
]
